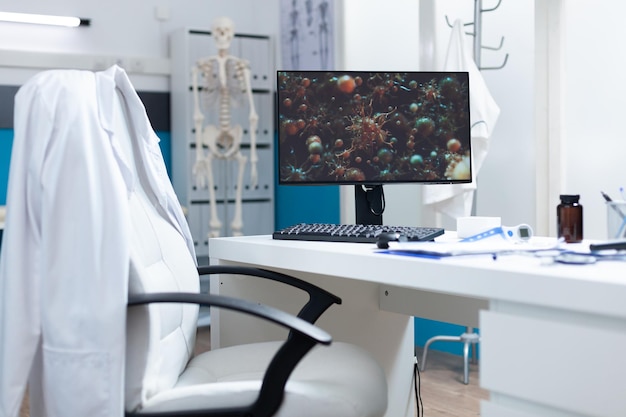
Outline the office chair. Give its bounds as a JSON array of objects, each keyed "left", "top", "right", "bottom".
[
  {"left": 125, "top": 263, "right": 387, "bottom": 416},
  {"left": 2, "top": 67, "right": 387, "bottom": 417}
]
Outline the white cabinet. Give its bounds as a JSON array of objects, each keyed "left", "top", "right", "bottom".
[
  {"left": 170, "top": 28, "right": 275, "bottom": 260},
  {"left": 481, "top": 309, "right": 626, "bottom": 417}
]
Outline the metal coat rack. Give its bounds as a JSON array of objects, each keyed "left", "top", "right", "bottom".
[
  {"left": 445, "top": 0, "right": 509, "bottom": 70},
  {"left": 420, "top": 1, "right": 508, "bottom": 386}
]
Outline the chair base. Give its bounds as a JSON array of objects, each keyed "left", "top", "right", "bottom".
[{"left": 419, "top": 327, "right": 479, "bottom": 384}]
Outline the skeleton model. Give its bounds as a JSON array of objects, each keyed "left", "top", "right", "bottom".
[
  {"left": 191, "top": 16, "right": 258, "bottom": 237},
  {"left": 318, "top": 0, "right": 330, "bottom": 69},
  {"left": 288, "top": 0, "right": 300, "bottom": 69}
]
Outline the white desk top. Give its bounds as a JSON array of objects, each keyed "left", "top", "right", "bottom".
[{"left": 209, "top": 233, "right": 626, "bottom": 320}]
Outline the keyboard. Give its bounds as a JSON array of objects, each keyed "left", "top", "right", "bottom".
[{"left": 272, "top": 223, "right": 444, "bottom": 244}]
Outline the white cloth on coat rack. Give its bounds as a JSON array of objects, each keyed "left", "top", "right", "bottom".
[{"left": 423, "top": 18, "right": 500, "bottom": 219}]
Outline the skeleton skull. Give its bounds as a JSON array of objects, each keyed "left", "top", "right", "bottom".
[{"left": 211, "top": 16, "right": 235, "bottom": 51}]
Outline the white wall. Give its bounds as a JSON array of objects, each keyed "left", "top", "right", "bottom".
[
  {"left": 0, "top": 0, "right": 280, "bottom": 90},
  {"left": 340, "top": 0, "right": 537, "bottom": 232},
  {"left": 342, "top": 0, "right": 622, "bottom": 241},
  {"left": 531, "top": 0, "right": 626, "bottom": 240},
  {"left": 3, "top": 0, "right": 622, "bottom": 239},
  {"left": 339, "top": 0, "right": 422, "bottom": 225},
  {"left": 426, "top": 0, "right": 626, "bottom": 240},
  {"left": 417, "top": 1, "right": 537, "bottom": 232},
  {"left": 559, "top": 1, "right": 626, "bottom": 239}
]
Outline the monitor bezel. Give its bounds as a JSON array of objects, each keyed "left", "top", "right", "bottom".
[{"left": 276, "top": 70, "right": 472, "bottom": 187}]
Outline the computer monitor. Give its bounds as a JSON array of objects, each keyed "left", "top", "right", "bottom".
[{"left": 277, "top": 70, "right": 471, "bottom": 225}]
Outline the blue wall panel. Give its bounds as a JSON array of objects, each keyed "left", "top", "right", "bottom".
[
  {"left": 415, "top": 317, "right": 480, "bottom": 357},
  {"left": 0, "top": 129, "right": 13, "bottom": 205},
  {"left": 155, "top": 131, "right": 171, "bottom": 178},
  {"left": 275, "top": 185, "right": 340, "bottom": 229}
]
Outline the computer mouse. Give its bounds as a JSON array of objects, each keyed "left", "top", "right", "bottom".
[{"left": 376, "top": 232, "right": 405, "bottom": 249}]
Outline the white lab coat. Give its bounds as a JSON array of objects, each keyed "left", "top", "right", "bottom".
[
  {"left": 0, "top": 66, "right": 194, "bottom": 417},
  {"left": 423, "top": 19, "right": 500, "bottom": 219}
]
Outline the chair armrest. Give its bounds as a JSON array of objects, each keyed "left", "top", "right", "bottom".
[
  {"left": 197, "top": 265, "right": 342, "bottom": 323},
  {"left": 127, "top": 292, "right": 331, "bottom": 417},
  {"left": 128, "top": 292, "right": 331, "bottom": 345}
]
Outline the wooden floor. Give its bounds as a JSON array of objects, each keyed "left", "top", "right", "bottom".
[
  {"left": 414, "top": 345, "right": 488, "bottom": 416},
  {"left": 20, "top": 327, "right": 487, "bottom": 417}
]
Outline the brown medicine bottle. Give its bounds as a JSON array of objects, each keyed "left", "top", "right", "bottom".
[{"left": 557, "top": 194, "right": 583, "bottom": 243}]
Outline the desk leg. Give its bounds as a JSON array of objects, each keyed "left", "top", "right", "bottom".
[{"left": 210, "top": 262, "right": 415, "bottom": 417}]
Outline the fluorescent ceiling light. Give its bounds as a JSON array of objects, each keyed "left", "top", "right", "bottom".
[{"left": 0, "top": 12, "right": 90, "bottom": 27}]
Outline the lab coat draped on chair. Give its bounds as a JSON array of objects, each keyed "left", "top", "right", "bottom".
[
  {"left": 0, "top": 65, "right": 194, "bottom": 417},
  {"left": 0, "top": 65, "right": 388, "bottom": 417}
]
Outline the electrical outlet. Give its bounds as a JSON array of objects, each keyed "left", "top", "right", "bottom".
[
  {"left": 129, "top": 59, "right": 145, "bottom": 73},
  {"left": 113, "top": 57, "right": 126, "bottom": 68},
  {"left": 155, "top": 6, "right": 170, "bottom": 21},
  {"left": 93, "top": 57, "right": 109, "bottom": 70}
]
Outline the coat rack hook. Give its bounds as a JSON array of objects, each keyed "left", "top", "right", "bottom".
[
  {"left": 482, "top": 36, "right": 505, "bottom": 51},
  {"left": 481, "top": 0, "right": 503, "bottom": 13},
  {"left": 480, "top": 52, "right": 508, "bottom": 71},
  {"left": 445, "top": 15, "right": 475, "bottom": 29},
  {"left": 445, "top": 0, "right": 509, "bottom": 71}
]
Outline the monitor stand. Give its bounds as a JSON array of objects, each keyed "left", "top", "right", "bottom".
[{"left": 355, "top": 185, "right": 384, "bottom": 225}]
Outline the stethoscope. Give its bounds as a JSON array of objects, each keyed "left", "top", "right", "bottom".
[{"left": 533, "top": 249, "right": 626, "bottom": 265}]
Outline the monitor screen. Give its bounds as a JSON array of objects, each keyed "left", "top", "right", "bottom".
[
  {"left": 276, "top": 70, "right": 472, "bottom": 225},
  {"left": 277, "top": 71, "right": 472, "bottom": 186}
]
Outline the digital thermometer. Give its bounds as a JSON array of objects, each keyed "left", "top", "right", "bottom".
[
  {"left": 502, "top": 224, "right": 533, "bottom": 242},
  {"left": 461, "top": 224, "right": 533, "bottom": 243}
]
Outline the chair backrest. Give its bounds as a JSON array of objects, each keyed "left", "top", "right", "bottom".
[{"left": 111, "top": 88, "right": 200, "bottom": 412}]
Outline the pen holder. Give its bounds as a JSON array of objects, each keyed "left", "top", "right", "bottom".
[{"left": 606, "top": 201, "right": 626, "bottom": 239}]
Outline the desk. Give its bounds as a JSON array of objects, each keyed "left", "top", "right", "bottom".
[{"left": 209, "top": 234, "right": 626, "bottom": 417}]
